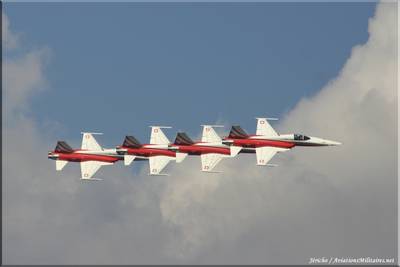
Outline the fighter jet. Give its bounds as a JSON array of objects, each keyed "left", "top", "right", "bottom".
[
  {"left": 116, "top": 126, "right": 185, "bottom": 176},
  {"left": 223, "top": 118, "right": 341, "bottom": 166},
  {"left": 170, "top": 125, "right": 242, "bottom": 172},
  {"left": 47, "top": 132, "right": 122, "bottom": 180}
]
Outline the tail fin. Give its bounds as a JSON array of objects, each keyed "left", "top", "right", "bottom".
[
  {"left": 228, "top": 125, "right": 249, "bottom": 139},
  {"left": 55, "top": 141, "right": 73, "bottom": 153},
  {"left": 174, "top": 132, "right": 194, "bottom": 145},
  {"left": 122, "top": 136, "right": 142, "bottom": 148},
  {"left": 150, "top": 126, "right": 171, "bottom": 145}
]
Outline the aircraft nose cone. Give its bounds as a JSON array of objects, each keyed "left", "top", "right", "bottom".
[
  {"left": 325, "top": 140, "right": 341, "bottom": 146},
  {"left": 48, "top": 152, "right": 59, "bottom": 159}
]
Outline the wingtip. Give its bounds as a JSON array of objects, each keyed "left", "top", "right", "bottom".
[
  {"left": 255, "top": 117, "right": 278, "bottom": 121},
  {"left": 201, "top": 170, "right": 223, "bottom": 173},
  {"left": 80, "top": 178, "right": 103, "bottom": 181},
  {"left": 149, "top": 173, "right": 170, "bottom": 176},
  {"left": 80, "top": 132, "right": 104, "bottom": 135},
  {"left": 200, "top": 124, "right": 225, "bottom": 128},
  {"left": 149, "top": 126, "right": 172, "bottom": 129}
]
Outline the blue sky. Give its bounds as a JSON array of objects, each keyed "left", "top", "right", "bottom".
[{"left": 5, "top": 2, "right": 376, "bottom": 147}]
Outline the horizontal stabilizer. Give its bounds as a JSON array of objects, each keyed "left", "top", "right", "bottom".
[
  {"left": 55, "top": 141, "right": 73, "bottom": 153},
  {"left": 123, "top": 136, "right": 142, "bottom": 148},
  {"left": 56, "top": 160, "right": 68, "bottom": 171},
  {"left": 124, "top": 155, "right": 136, "bottom": 166},
  {"left": 176, "top": 152, "right": 188, "bottom": 163},
  {"left": 230, "top": 145, "right": 242, "bottom": 157},
  {"left": 228, "top": 125, "right": 249, "bottom": 139}
]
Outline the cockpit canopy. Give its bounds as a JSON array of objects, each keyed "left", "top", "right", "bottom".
[{"left": 294, "top": 134, "right": 310, "bottom": 141}]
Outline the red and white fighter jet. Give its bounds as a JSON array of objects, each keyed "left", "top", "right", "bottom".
[
  {"left": 223, "top": 118, "right": 341, "bottom": 166},
  {"left": 47, "top": 132, "right": 122, "bottom": 180},
  {"left": 116, "top": 126, "right": 185, "bottom": 176},
  {"left": 170, "top": 125, "right": 242, "bottom": 172}
]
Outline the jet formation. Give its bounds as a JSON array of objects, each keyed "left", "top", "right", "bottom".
[{"left": 48, "top": 118, "right": 341, "bottom": 180}]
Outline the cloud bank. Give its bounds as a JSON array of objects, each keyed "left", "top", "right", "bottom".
[{"left": 3, "top": 2, "right": 397, "bottom": 264}]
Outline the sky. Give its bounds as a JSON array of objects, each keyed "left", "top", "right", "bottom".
[
  {"left": 2, "top": 1, "right": 397, "bottom": 265},
  {"left": 4, "top": 2, "right": 376, "bottom": 145}
]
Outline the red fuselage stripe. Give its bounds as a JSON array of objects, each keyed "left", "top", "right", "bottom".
[
  {"left": 224, "top": 138, "right": 295, "bottom": 149},
  {"left": 57, "top": 153, "right": 120, "bottom": 163},
  {"left": 175, "top": 144, "right": 230, "bottom": 155},
  {"left": 121, "top": 146, "right": 176, "bottom": 157}
]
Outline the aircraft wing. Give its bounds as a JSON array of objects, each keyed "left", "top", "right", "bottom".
[
  {"left": 256, "top": 118, "right": 278, "bottom": 137},
  {"left": 150, "top": 126, "right": 170, "bottom": 145},
  {"left": 201, "top": 125, "right": 222, "bottom": 143},
  {"left": 201, "top": 153, "right": 223, "bottom": 172},
  {"left": 81, "top": 133, "right": 102, "bottom": 151},
  {"left": 80, "top": 161, "right": 113, "bottom": 180},
  {"left": 256, "top": 147, "right": 288, "bottom": 166},
  {"left": 149, "top": 155, "right": 174, "bottom": 175}
]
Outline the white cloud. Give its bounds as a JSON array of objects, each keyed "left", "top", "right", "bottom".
[
  {"left": 2, "top": 13, "right": 19, "bottom": 50},
  {"left": 2, "top": 13, "right": 50, "bottom": 118},
  {"left": 3, "top": 48, "right": 50, "bottom": 117},
  {"left": 158, "top": 2, "right": 397, "bottom": 262}
]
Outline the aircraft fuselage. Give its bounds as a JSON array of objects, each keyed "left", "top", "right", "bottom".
[
  {"left": 48, "top": 150, "right": 121, "bottom": 163},
  {"left": 117, "top": 145, "right": 176, "bottom": 158},
  {"left": 224, "top": 133, "right": 341, "bottom": 152},
  {"left": 226, "top": 137, "right": 295, "bottom": 149},
  {"left": 173, "top": 142, "right": 231, "bottom": 156}
]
